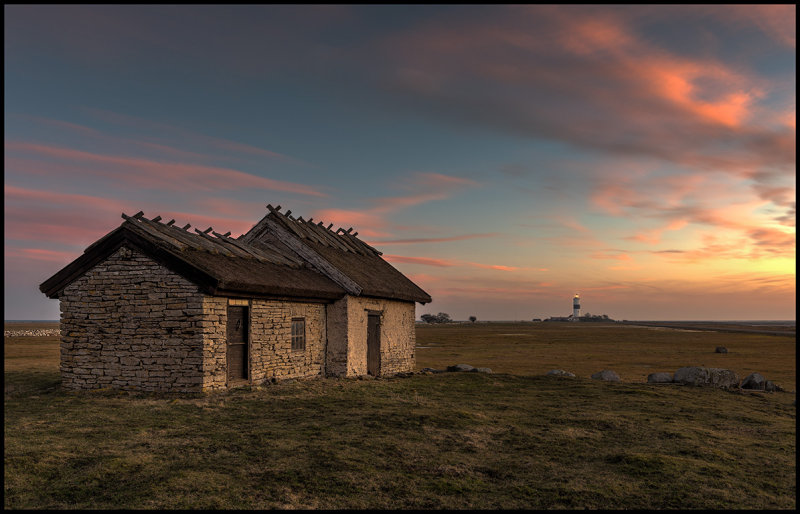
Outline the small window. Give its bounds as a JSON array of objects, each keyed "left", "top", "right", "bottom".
[{"left": 291, "top": 318, "right": 306, "bottom": 351}]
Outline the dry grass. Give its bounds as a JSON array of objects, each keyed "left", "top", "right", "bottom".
[{"left": 415, "top": 322, "right": 796, "bottom": 391}]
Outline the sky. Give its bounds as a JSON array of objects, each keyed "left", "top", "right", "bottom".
[{"left": 4, "top": 5, "right": 796, "bottom": 321}]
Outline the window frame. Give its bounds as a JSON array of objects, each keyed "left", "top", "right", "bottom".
[{"left": 291, "top": 317, "right": 306, "bottom": 351}]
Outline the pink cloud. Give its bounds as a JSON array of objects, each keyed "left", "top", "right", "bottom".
[
  {"left": 5, "top": 247, "right": 77, "bottom": 263},
  {"left": 365, "top": 233, "right": 497, "bottom": 245},
  {"left": 375, "top": 6, "right": 793, "bottom": 181},
  {"left": 590, "top": 252, "right": 632, "bottom": 261},
  {"left": 312, "top": 171, "right": 480, "bottom": 239},
  {"left": 84, "top": 108, "right": 309, "bottom": 165},
  {"left": 5, "top": 141, "right": 326, "bottom": 197},
  {"left": 384, "top": 253, "right": 521, "bottom": 272},
  {"left": 383, "top": 254, "right": 455, "bottom": 267},
  {"left": 465, "top": 262, "right": 518, "bottom": 271},
  {"left": 311, "top": 208, "right": 393, "bottom": 238},
  {"left": 4, "top": 185, "right": 260, "bottom": 246}
]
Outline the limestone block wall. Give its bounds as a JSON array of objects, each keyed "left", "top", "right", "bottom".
[
  {"left": 326, "top": 296, "right": 416, "bottom": 377},
  {"left": 201, "top": 298, "right": 327, "bottom": 388},
  {"left": 252, "top": 300, "right": 326, "bottom": 381},
  {"left": 59, "top": 246, "right": 205, "bottom": 392},
  {"left": 325, "top": 297, "right": 349, "bottom": 376},
  {"left": 199, "top": 296, "right": 228, "bottom": 391}
]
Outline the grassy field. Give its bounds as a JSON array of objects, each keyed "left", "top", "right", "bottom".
[
  {"left": 415, "top": 322, "right": 797, "bottom": 391},
  {"left": 4, "top": 322, "right": 796, "bottom": 509}
]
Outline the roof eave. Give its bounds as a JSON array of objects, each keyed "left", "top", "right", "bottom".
[{"left": 40, "top": 224, "right": 221, "bottom": 298}]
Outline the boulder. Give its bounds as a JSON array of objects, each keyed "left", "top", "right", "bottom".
[
  {"left": 471, "top": 367, "right": 493, "bottom": 374},
  {"left": 647, "top": 372, "right": 673, "bottom": 383},
  {"left": 591, "top": 370, "right": 621, "bottom": 382},
  {"left": 764, "top": 381, "right": 783, "bottom": 392},
  {"left": 673, "top": 367, "right": 739, "bottom": 389},
  {"left": 741, "top": 372, "right": 766, "bottom": 390},
  {"left": 546, "top": 369, "right": 576, "bottom": 377},
  {"left": 420, "top": 367, "right": 445, "bottom": 374},
  {"left": 447, "top": 364, "right": 475, "bottom": 372},
  {"left": 715, "top": 346, "right": 728, "bottom": 354}
]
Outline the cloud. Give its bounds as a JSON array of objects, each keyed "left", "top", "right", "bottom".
[
  {"left": 4, "top": 185, "right": 260, "bottom": 246},
  {"left": 5, "top": 141, "right": 327, "bottom": 197},
  {"left": 371, "top": 5, "right": 794, "bottom": 182},
  {"left": 312, "top": 171, "right": 480, "bottom": 238},
  {"left": 383, "top": 254, "right": 455, "bottom": 267},
  {"left": 5, "top": 247, "right": 78, "bottom": 263},
  {"left": 365, "top": 233, "right": 497, "bottom": 245},
  {"left": 384, "top": 253, "right": 522, "bottom": 272},
  {"left": 83, "top": 108, "right": 309, "bottom": 165}
]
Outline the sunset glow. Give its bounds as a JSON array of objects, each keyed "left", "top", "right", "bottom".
[{"left": 4, "top": 5, "right": 795, "bottom": 321}]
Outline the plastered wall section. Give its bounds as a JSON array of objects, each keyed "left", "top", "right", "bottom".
[
  {"left": 200, "top": 297, "right": 327, "bottom": 390},
  {"left": 325, "top": 295, "right": 416, "bottom": 377},
  {"left": 59, "top": 246, "right": 205, "bottom": 392}
]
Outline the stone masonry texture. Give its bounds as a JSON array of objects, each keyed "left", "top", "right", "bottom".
[
  {"left": 326, "top": 296, "right": 416, "bottom": 377},
  {"left": 59, "top": 246, "right": 205, "bottom": 392}
]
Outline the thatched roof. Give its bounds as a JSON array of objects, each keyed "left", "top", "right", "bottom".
[
  {"left": 41, "top": 207, "right": 432, "bottom": 305},
  {"left": 241, "top": 205, "right": 432, "bottom": 304},
  {"left": 40, "top": 212, "right": 346, "bottom": 301}
]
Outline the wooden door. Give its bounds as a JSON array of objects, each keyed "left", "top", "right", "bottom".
[
  {"left": 226, "top": 306, "right": 248, "bottom": 382},
  {"left": 367, "top": 313, "right": 381, "bottom": 376}
]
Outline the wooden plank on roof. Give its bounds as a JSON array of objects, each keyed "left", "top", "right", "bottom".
[
  {"left": 211, "top": 230, "right": 299, "bottom": 266},
  {"left": 260, "top": 217, "right": 362, "bottom": 295},
  {"left": 158, "top": 223, "right": 221, "bottom": 252},
  {"left": 248, "top": 240, "right": 305, "bottom": 267},
  {"left": 121, "top": 214, "right": 188, "bottom": 250},
  {"left": 343, "top": 233, "right": 376, "bottom": 256},
  {"left": 193, "top": 229, "right": 235, "bottom": 256},
  {"left": 266, "top": 205, "right": 306, "bottom": 240},
  {"left": 293, "top": 219, "right": 325, "bottom": 245},
  {"left": 302, "top": 220, "right": 342, "bottom": 249},
  {"left": 311, "top": 223, "right": 353, "bottom": 252},
  {"left": 206, "top": 232, "right": 256, "bottom": 259}
]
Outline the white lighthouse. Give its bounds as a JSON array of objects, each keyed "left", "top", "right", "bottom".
[{"left": 572, "top": 293, "right": 581, "bottom": 321}]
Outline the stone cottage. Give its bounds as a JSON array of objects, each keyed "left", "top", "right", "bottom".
[{"left": 40, "top": 205, "right": 431, "bottom": 392}]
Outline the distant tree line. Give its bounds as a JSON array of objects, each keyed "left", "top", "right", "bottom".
[
  {"left": 543, "top": 313, "right": 615, "bottom": 322},
  {"left": 420, "top": 312, "right": 452, "bottom": 324}
]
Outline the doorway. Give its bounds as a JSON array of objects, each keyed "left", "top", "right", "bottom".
[
  {"left": 226, "top": 305, "right": 249, "bottom": 382},
  {"left": 367, "top": 313, "right": 381, "bottom": 376}
]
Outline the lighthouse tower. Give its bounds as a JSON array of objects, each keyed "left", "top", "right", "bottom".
[{"left": 572, "top": 293, "right": 581, "bottom": 321}]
